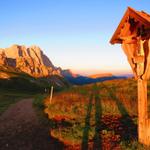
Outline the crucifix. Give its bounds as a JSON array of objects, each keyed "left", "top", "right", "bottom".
[{"left": 110, "top": 7, "right": 150, "bottom": 145}]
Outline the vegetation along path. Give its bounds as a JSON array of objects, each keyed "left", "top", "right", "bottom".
[{"left": 0, "top": 98, "right": 64, "bottom": 150}]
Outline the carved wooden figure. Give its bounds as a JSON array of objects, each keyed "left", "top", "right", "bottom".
[{"left": 110, "top": 7, "right": 150, "bottom": 145}]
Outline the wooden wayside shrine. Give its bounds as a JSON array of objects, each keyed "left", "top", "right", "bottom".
[{"left": 110, "top": 7, "right": 150, "bottom": 145}]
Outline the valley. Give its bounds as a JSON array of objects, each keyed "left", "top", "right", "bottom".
[
  {"left": 0, "top": 45, "right": 149, "bottom": 149},
  {"left": 1, "top": 1, "right": 150, "bottom": 149}
]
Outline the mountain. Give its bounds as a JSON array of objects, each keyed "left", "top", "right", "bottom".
[
  {"left": 0, "top": 44, "right": 127, "bottom": 88},
  {"left": 89, "top": 73, "right": 113, "bottom": 79},
  {"left": 0, "top": 45, "right": 62, "bottom": 77},
  {"left": 0, "top": 45, "right": 69, "bottom": 91},
  {"left": 62, "top": 71, "right": 127, "bottom": 85}
]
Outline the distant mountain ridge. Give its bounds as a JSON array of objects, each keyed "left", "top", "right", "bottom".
[
  {"left": 62, "top": 70, "right": 127, "bottom": 85},
  {"left": 89, "top": 73, "right": 113, "bottom": 79}
]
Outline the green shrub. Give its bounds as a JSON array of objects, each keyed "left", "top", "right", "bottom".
[{"left": 33, "top": 94, "right": 46, "bottom": 109}]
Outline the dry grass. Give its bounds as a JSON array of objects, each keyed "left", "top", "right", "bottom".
[{"left": 43, "top": 78, "right": 150, "bottom": 149}]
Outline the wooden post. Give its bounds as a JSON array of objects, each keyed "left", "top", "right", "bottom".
[
  {"left": 110, "top": 7, "right": 150, "bottom": 146},
  {"left": 138, "top": 79, "right": 147, "bottom": 143},
  {"left": 49, "top": 86, "right": 53, "bottom": 104},
  {"left": 138, "top": 79, "right": 150, "bottom": 145}
]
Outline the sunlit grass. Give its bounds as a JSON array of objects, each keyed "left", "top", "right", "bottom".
[{"left": 44, "top": 78, "right": 150, "bottom": 149}]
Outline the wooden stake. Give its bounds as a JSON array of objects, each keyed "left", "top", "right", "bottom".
[{"left": 49, "top": 86, "right": 53, "bottom": 104}]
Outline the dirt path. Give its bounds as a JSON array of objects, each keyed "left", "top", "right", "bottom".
[{"left": 0, "top": 98, "right": 64, "bottom": 150}]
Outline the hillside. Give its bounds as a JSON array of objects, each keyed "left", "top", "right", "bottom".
[
  {"left": 0, "top": 66, "right": 69, "bottom": 92},
  {"left": 44, "top": 78, "right": 150, "bottom": 149}
]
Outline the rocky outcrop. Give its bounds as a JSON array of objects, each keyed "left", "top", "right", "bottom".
[
  {"left": 61, "top": 69, "right": 78, "bottom": 78},
  {"left": 0, "top": 49, "right": 7, "bottom": 65},
  {"left": 0, "top": 45, "right": 61, "bottom": 77}
]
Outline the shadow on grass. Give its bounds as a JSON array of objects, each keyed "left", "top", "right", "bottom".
[
  {"left": 102, "top": 83, "right": 137, "bottom": 141},
  {"left": 81, "top": 94, "right": 93, "bottom": 150},
  {"left": 82, "top": 84, "right": 102, "bottom": 150},
  {"left": 93, "top": 93, "right": 102, "bottom": 150}
]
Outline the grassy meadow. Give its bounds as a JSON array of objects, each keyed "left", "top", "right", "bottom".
[{"left": 44, "top": 78, "right": 150, "bottom": 150}]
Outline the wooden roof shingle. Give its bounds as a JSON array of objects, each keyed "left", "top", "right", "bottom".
[{"left": 110, "top": 7, "right": 150, "bottom": 44}]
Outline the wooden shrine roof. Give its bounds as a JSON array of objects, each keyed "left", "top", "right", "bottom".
[{"left": 110, "top": 7, "right": 150, "bottom": 44}]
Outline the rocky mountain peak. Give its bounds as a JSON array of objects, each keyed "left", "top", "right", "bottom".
[{"left": 0, "top": 45, "right": 61, "bottom": 78}]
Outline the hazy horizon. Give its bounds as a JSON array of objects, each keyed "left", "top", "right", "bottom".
[{"left": 0, "top": 0, "right": 150, "bottom": 75}]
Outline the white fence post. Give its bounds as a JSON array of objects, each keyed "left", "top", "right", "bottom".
[{"left": 49, "top": 86, "right": 53, "bottom": 104}]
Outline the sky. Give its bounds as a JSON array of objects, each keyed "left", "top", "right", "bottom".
[{"left": 0, "top": 0, "right": 150, "bottom": 75}]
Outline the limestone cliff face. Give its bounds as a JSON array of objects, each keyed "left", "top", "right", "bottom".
[{"left": 0, "top": 45, "right": 61, "bottom": 77}]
